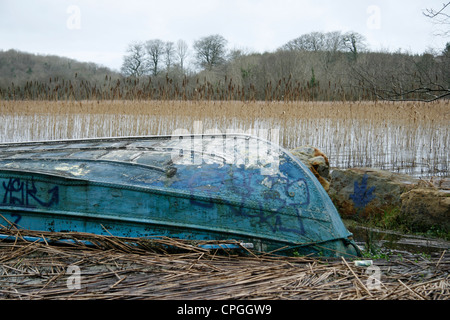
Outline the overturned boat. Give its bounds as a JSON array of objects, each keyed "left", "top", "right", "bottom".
[{"left": 0, "top": 134, "right": 361, "bottom": 257}]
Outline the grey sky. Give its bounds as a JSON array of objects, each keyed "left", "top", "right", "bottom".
[{"left": 1, "top": 0, "right": 448, "bottom": 71}]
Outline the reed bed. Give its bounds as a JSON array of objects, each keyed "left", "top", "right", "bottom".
[
  {"left": 0, "top": 227, "right": 448, "bottom": 300},
  {"left": 1, "top": 100, "right": 448, "bottom": 177},
  {"left": 0, "top": 74, "right": 374, "bottom": 102}
]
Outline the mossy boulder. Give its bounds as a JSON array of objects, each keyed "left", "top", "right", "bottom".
[
  {"left": 290, "top": 143, "right": 449, "bottom": 234},
  {"left": 328, "top": 168, "right": 418, "bottom": 220},
  {"left": 328, "top": 168, "right": 449, "bottom": 233},
  {"left": 400, "top": 188, "right": 450, "bottom": 232}
]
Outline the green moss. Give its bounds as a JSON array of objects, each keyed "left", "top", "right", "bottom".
[
  {"left": 342, "top": 205, "right": 450, "bottom": 241},
  {"left": 374, "top": 206, "right": 402, "bottom": 230}
]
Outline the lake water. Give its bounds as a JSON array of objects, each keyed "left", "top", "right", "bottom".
[
  {"left": 0, "top": 113, "right": 448, "bottom": 178},
  {"left": 348, "top": 224, "right": 449, "bottom": 256}
]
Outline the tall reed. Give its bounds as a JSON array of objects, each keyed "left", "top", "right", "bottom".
[
  {"left": 1, "top": 100, "right": 448, "bottom": 177},
  {"left": 0, "top": 74, "right": 385, "bottom": 102}
]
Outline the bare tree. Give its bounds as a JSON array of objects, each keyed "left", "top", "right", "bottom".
[
  {"left": 325, "top": 31, "right": 346, "bottom": 52},
  {"left": 342, "top": 32, "right": 367, "bottom": 61},
  {"left": 121, "top": 42, "right": 147, "bottom": 77},
  {"left": 442, "top": 42, "right": 450, "bottom": 88},
  {"left": 193, "top": 34, "right": 228, "bottom": 71},
  {"left": 164, "top": 42, "right": 175, "bottom": 72},
  {"left": 282, "top": 32, "right": 327, "bottom": 51},
  {"left": 281, "top": 31, "right": 348, "bottom": 52},
  {"left": 176, "top": 39, "right": 189, "bottom": 73},
  {"left": 423, "top": 1, "right": 450, "bottom": 36},
  {"left": 145, "top": 39, "right": 165, "bottom": 76},
  {"left": 350, "top": 4, "right": 449, "bottom": 102},
  {"left": 351, "top": 50, "right": 450, "bottom": 102}
]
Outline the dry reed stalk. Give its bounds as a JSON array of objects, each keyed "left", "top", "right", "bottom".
[
  {"left": 0, "top": 227, "right": 448, "bottom": 300},
  {"left": 2, "top": 100, "right": 448, "bottom": 177}
]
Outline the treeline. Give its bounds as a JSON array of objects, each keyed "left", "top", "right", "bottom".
[
  {"left": 0, "top": 49, "right": 119, "bottom": 88},
  {"left": 1, "top": 31, "right": 449, "bottom": 102}
]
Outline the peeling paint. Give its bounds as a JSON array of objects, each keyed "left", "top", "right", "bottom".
[{"left": 54, "top": 164, "right": 90, "bottom": 177}]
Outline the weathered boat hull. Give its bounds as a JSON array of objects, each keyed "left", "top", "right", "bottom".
[{"left": 0, "top": 134, "right": 361, "bottom": 257}]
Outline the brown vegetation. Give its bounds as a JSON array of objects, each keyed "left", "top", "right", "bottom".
[
  {"left": 0, "top": 227, "right": 448, "bottom": 300},
  {"left": 1, "top": 99, "right": 448, "bottom": 177}
]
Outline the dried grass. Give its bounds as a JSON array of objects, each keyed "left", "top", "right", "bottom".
[
  {"left": 0, "top": 227, "right": 448, "bottom": 300},
  {"left": 1, "top": 100, "right": 448, "bottom": 176}
]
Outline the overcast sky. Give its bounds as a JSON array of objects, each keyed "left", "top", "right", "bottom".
[{"left": 1, "top": 0, "right": 448, "bottom": 71}]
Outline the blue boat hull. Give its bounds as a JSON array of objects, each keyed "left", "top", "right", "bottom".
[{"left": 0, "top": 135, "right": 361, "bottom": 257}]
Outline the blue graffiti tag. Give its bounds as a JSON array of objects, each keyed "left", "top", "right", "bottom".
[
  {"left": 11, "top": 213, "right": 22, "bottom": 226},
  {"left": 349, "top": 173, "right": 375, "bottom": 210},
  {"left": 228, "top": 171, "right": 309, "bottom": 236},
  {"left": 186, "top": 163, "right": 309, "bottom": 236},
  {"left": 2, "top": 177, "right": 59, "bottom": 208}
]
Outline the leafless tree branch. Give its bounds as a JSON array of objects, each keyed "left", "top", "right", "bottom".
[
  {"left": 423, "top": 2, "right": 450, "bottom": 19},
  {"left": 423, "top": 2, "right": 450, "bottom": 36}
]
